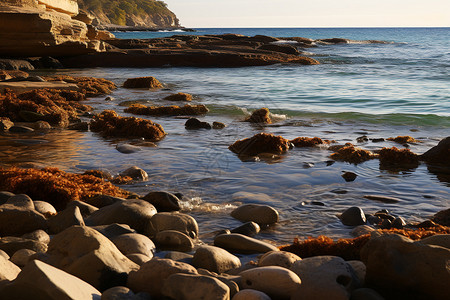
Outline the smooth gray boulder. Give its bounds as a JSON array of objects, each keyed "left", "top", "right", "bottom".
[
  {"left": 214, "top": 233, "right": 279, "bottom": 254},
  {"left": 154, "top": 230, "right": 194, "bottom": 252},
  {"left": 232, "top": 289, "right": 271, "bottom": 300},
  {"left": 33, "top": 201, "right": 57, "bottom": 216},
  {"left": 147, "top": 212, "right": 198, "bottom": 239},
  {"left": 141, "top": 191, "right": 181, "bottom": 212},
  {"left": 258, "top": 250, "right": 301, "bottom": 268},
  {"left": 230, "top": 204, "right": 279, "bottom": 225},
  {"left": 47, "top": 205, "right": 84, "bottom": 234},
  {"left": 192, "top": 245, "right": 241, "bottom": 273},
  {"left": 111, "top": 233, "right": 155, "bottom": 257},
  {"left": 0, "top": 237, "right": 47, "bottom": 257},
  {"left": 0, "top": 206, "right": 47, "bottom": 236},
  {"left": 161, "top": 273, "right": 230, "bottom": 300}
]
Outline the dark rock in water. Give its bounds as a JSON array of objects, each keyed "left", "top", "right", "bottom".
[
  {"left": 318, "top": 38, "right": 349, "bottom": 44},
  {"left": 374, "top": 212, "right": 395, "bottom": 221},
  {"left": 432, "top": 208, "right": 450, "bottom": 226},
  {"left": 185, "top": 118, "right": 211, "bottom": 130},
  {"left": 340, "top": 207, "right": 366, "bottom": 226},
  {"left": 342, "top": 171, "right": 357, "bottom": 182},
  {"left": 8, "top": 125, "right": 34, "bottom": 133},
  {"left": 230, "top": 221, "right": 260, "bottom": 237},
  {"left": 68, "top": 121, "right": 89, "bottom": 131},
  {"left": 0, "top": 59, "right": 34, "bottom": 71},
  {"left": 27, "top": 56, "right": 63, "bottom": 69},
  {"left": 371, "top": 138, "right": 385, "bottom": 143},
  {"left": 123, "top": 77, "right": 163, "bottom": 89},
  {"left": 229, "top": 133, "right": 290, "bottom": 156},
  {"left": 303, "top": 162, "right": 314, "bottom": 168},
  {"left": 212, "top": 122, "right": 226, "bottom": 129},
  {"left": 379, "top": 219, "right": 392, "bottom": 229},
  {"left": 258, "top": 44, "right": 300, "bottom": 55},
  {"left": 19, "top": 110, "right": 44, "bottom": 122},
  {"left": 119, "top": 166, "right": 148, "bottom": 180},
  {"left": 366, "top": 215, "right": 382, "bottom": 225},
  {"left": 378, "top": 147, "right": 419, "bottom": 169},
  {"left": 330, "top": 189, "right": 347, "bottom": 194},
  {"left": 245, "top": 108, "right": 272, "bottom": 124},
  {"left": 116, "top": 144, "right": 142, "bottom": 154},
  {"left": 356, "top": 135, "right": 368, "bottom": 143},
  {"left": 310, "top": 201, "right": 325, "bottom": 206},
  {"left": 364, "top": 195, "right": 401, "bottom": 204},
  {"left": 164, "top": 92, "right": 193, "bottom": 101},
  {"left": 141, "top": 191, "right": 181, "bottom": 212},
  {"left": 421, "top": 136, "right": 450, "bottom": 167},
  {"left": 391, "top": 217, "right": 406, "bottom": 229},
  {"left": 33, "top": 121, "right": 52, "bottom": 130}
]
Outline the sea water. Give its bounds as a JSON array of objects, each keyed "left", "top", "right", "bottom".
[{"left": 1, "top": 28, "right": 449, "bottom": 244}]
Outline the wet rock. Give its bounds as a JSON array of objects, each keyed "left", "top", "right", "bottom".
[
  {"left": 32, "top": 120, "right": 51, "bottom": 130},
  {"left": 90, "top": 110, "right": 166, "bottom": 141},
  {"left": 340, "top": 207, "right": 366, "bottom": 226},
  {"left": 330, "top": 145, "right": 375, "bottom": 164},
  {"left": 154, "top": 230, "right": 194, "bottom": 252},
  {"left": 0, "top": 236, "right": 47, "bottom": 257},
  {"left": 86, "top": 199, "right": 157, "bottom": 234},
  {"left": 432, "top": 208, "right": 450, "bottom": 226},
  {"left": 8, "top": 125, "right": 35, "bottom": 133},
  {"left": 66, "top": 200, "right": 98, "bottom": 217},
  {"left": 230, "top": 204, "right": 279, "bottom": 225},
  {"left": 164, "top": 92, "right": 193, "bottom": 101},
  {"left": 147, "top": 212, "right": 199, "bottom": 239},
  {"left": 42, "top": 226, "right": 139, "bottom": 291},
  {"left": 193, "top": 245, "right": 241, "bottom": 273},
  {"left": 342, "top": 171, "right": 357, "bottom": 182},
  {"left": 0, "top": 205, "right": 47, "bottom": 236},
  {"left": 363, "top": 195, "right": 401, "bottom": 203},
  {"left": 111, "top": 233, "right": 155, "bottom": 257},
  {"left": 240, "top": 266, "right": 301, "bottom": 299},
  {"left": 123, "top": 77, "right": 163, "bottom": 89},
  {"left": 391, "top": 217, "right": 406, "bottom": 229},
  {"left": 230, "top": 221, "right": 260, "bottom": 237},
  {"left": 229, "top": 133, "right": 290, "bottom": 156},
  {"left": 119, "top": 166, "right": 148, "bottom": 181},
  {"left": 214, "top": 233, "right": 279, "bottom": 254},
  {"left": 185, "top": 117, "right": 212, "bottom": 129},
  {"left": 127, "top": 258, "right": 197, "bottom": 298},
  {"left": 421, "top": 136, "right": 450, "bottom": 166},
  {"left": 162, "top": 273, "right": 230, "bottom": 300},
  {"left": 290, "top": 256, "right": 360, "bottom": 300},
  {"left": 361, "top": 233, "right": 450, "bottom": 300},
  {"left": 47, "top": 205, "right": 85, "bottom": 234},
  {"left": 91, "top": 224, "right": 136, "bottom": 240},
  {"left": 378, "top": 147, "right": 419, "bottom": 167},
  {"left": 258, "top": 250, "right": 301, "bottom": 268},
  {"left": 351, "top": 288, "right": 385, "bottom": 300},
  {"left": 258, "top": 43, "right": 300, "bottom": 55},
  {"left": 0, "top": 260, "right": 101, "bottom": 299},
  {"left": 116, "top": 144, "right": 142, "bottom": 154},
  {"left": 356, "top": 135, "right": 368, "bottom": 143},
  {"left": 10, "top": 248, "right": 35, "bottom": 267},
  {"left": 0, "top": 254, "right": 20, "bottom": 282},
  {"left": 213, "top": 121, "right": 226, "bottom": 129},
  {"left": 387, "top": 135, "right": 418, "bottom": 144},
  {"left": 318, "top": 38, "right": 350, "bottom": 44},
  {"left": 379, "top": 219, "right": 392, "bottom": 229},
  {"left": 291, "top": 136, "right": 331, "bottom": 147},
  {"left": 232, "top": 289, "right": 271, "bottom": 300},
  {"left": 68, "top": 121, "right": 89, "bottom": 131},
  {"left": 141, "top": 191, "right": 181, "bottom": 212},
  {"left": 245, "top": 108, "right": 272, "bottom": 124},
  {"left": 125, "top": 104, "right": 209, "bottom": 116},
  {"left": 371, "top": 138, "right": 385, "bottom": 143}
]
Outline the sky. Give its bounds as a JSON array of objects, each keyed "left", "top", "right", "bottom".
[{"left": 165, "top": 0, "right": 450, "bottom": 28}]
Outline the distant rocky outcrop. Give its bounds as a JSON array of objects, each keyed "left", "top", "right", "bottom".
[
  {"left": 77, "top": 0, "right": 180, "bottom": 28},
  {"left": 0, "top": 0, "right": 111, "bottom": 57}
]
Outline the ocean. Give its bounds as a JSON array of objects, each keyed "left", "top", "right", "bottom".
[{"left": 3, "top": 27, "right": 449, "bottom": 244}]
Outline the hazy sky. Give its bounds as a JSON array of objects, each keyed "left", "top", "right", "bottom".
[{"left": 165, "top": 0, "right": 450, "bottom": 28}]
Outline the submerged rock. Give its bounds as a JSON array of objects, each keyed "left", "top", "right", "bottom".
[
  {"left": 421, "top": 136, "right": 450, "bottom": 166},
  {"left": 164, "top": 92, "right": 193, "bottom": 101},
  {"left": 387, "top": 135, "right": 418, "bottom": 144},
  {"left": 378, "top": 147, "right": 419, "bottom": 167},
  {"left": 185, "top": 117, "right": 212, "bottom": 129},
  {"left": 229, "top": 133, "right": 290, "bottom": 156},
  {"left": 290, "top": 136, "right": 332, "bottom": 147},
  {"left": 123, "top": 77, "right": 163, "bottom": 89},
  {"left": 330, "top": 145, "right": 376, "bottom": 164},
  {"left": 90, "top": 110, "right": 166, "bottom": 141},
  {"left": 125, "top": 104, "right": 209, "bottom": 116},
  {"left": 245, "top": 108, "right": 272, "bottom": 124}
]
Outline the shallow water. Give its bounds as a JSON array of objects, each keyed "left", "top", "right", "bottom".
[{"left": 1, "top": 28, "right": 449, "bottom": 245}]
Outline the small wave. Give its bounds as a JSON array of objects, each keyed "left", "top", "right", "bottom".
[
  {"left": 271, "top": 40, "right": 301, "bottom": 45},
  {"left": 157, "top": 29, "right": 185, "bottom": 33}
]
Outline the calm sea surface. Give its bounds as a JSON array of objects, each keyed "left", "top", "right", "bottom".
[{"left": 2, "top": 28, "right": 449, "bottom": 244}]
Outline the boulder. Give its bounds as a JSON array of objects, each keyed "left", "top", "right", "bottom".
[
  {"left": 350, "top": 288, "right": 385, "bottom": 300},
  {"left": 196, "top": 268, "right": 240, "bottom": 297},
  {"left": 258, "top": 250, "right": 301, "bottom": 268},
  {"left": 85, "top": 199, "right": 157, "bottom": 234},
  {"left": 147, "top": 212, "right": 199, "bottom": 239},
  {"left": 213, "top": 121, "right": 226, "bottom": 129},
  {"left": 421, "top": 137, "right": 450, "bottom": 166},
  {"left": 232, "top": 289, "right": 271, "bottom": 300},
  {"left": 85, "top": 195, "right": 125, "bottom": 208},
  {"left": 125, "top": 104, "right": 209, "bottom": 116},
  {"left": 116, "top": 144, "right": 142, "bottom": 154},
  {"left": 193, "top": 245, "right": 241, "bottom": 273},
  {"left": 347, "top": 260, "right": 366, "bottom": 285},
  {"left": 0, "top": 59, "right": 34, "bottom": 71},
  {"left": 214, "top": 233, "right": 279, "bottom": 254},
  {"left": 0, "top": 254, "right": 20, "bottom": 282},
  {"left": 101, "top": 286, "right": 150, "bottom": 300},
  {"left": 164, "top": 251, "right": 193, "bottom": 263},
  {"left": 126, "top": 254, "right": 151, "bottom": 266},
  {"left": 230, "top": 221, "right": 260, "bottom": 237},
  {"left": 164, "top": 92, "right": 193, "bottom": 101},
  {"left": 119, "top": 166, "right": 148, "bottom": 181},
  {"left": 127, "top": 258, "right": 197, "bottom": 298},
  {"left": 10, "top": 249, "right": 36, "bottom": 267},
  {"left": 431, "top": 208, "right": 450, "bottom": 226},
  {"left": 185, "top": 117, "right": 212, "bottom": 130},
  {"left": 41, "top": 226, "right": 139, "bottom": 291},
  {"left": 4, "top": 194, "right": 34, "bottom": 210},
  {"left": 123, "top": 77, "right": 163, "bottom": 89},
  {"left": 240, "top": 266, "right": 301, "bottom": 299},
  {"left": 231, "top": 204, "right": 279, "bottom": 225},
  {"left": 66, "top": 200, "right": 98, "bottom": 217},
  {"left": 21, "top": 229, "right": 50, "bottom": 244},
  {"left": 339, "top": 207, "right": 367, "bottom": 226},
  {"left": 47, "top": 205, "right": 84, "bottom": 234},
  {"left": 91, "top": 223, "right": 136, "bottom": 240},
  {"left": 360, "top": 233, "right": 450, "bottom": 300},
  {"left": 245, "top": 108, "right": 272, "bottom": 124},
  {"left": 290, "top": 256, "right": 360, "bottom": 300},
  {"left": 0, "top": 237, "right": 47, "bottom": 257},
  {"left": 111, "top": 233, "right": 155, "bottom": 257},
  {"left": 154, "top": 230, "right": 194, "bottom": 252},
  {"left": 258, "top": 44, "right": 300, "bottom": 55},
  {"left": 162, "top": 273, "right": 230, "bottom": 300},
  {"left": 140, "top": 191, "right": 181, "bottom": 212},
  {"left": 420, "top": 234, "right": 450, "bottom": 249},
  {"left": 0, "top": 260, "right": 101, "bottom": 300},
  {"left": 229, "top": 133, "right": 290, "bottom": 156}
]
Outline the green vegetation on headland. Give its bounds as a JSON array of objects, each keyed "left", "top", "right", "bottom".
[{"left": 78, "top": 0, "right": 179, "bottom": 27}]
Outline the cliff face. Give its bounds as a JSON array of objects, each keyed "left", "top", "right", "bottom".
[{"left": 78, "top": 0, "right": 180, "bottom": 28}]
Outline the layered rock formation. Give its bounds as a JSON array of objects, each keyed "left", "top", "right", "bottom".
[{"left": 0, "top": 0, "right": 111, "bottom": 57}]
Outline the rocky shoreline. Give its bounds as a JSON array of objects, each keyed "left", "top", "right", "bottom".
[{"left": 0, "top": 73, "right": 449, "bottom": 299}]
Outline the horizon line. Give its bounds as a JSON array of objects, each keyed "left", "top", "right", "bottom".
[{"left": 182, "top": 26, "right": 450, "bottom": 29}]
